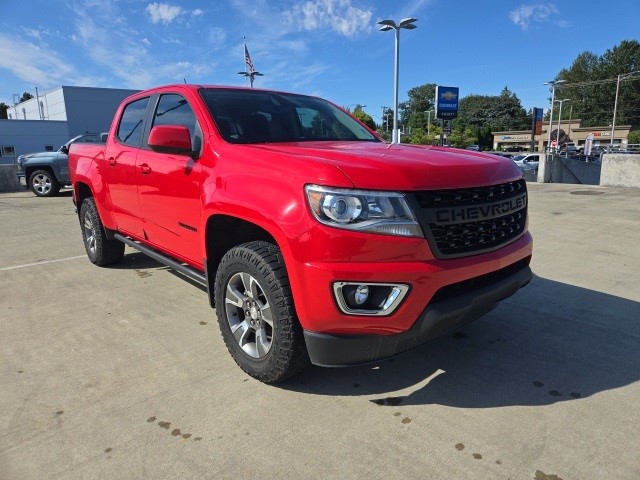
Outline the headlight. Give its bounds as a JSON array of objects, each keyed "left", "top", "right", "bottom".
[{"left": 305, "top": 185, "right": 423, "bottom": 237}]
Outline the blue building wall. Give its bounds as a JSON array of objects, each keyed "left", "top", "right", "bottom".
[
  {"left": 1, "top": 86, "right": 138, "bottom": 164},
  {"left": 0, "top": 120, "right": 69, "bottom": 165},
  {"left": 62, "top": 86, "right": 138, "bottom": 137}
]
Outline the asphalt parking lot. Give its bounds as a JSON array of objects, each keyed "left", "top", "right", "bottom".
[{"left": 1, "top": 184, "right": 639, "bottom": 480}]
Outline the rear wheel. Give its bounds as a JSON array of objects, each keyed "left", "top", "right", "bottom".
[
  {"left": 79, "top": 197, "right": 124, "bottom": 266},
  {"left": 214, "top": 241, "right": 309, "bottom": 383},
  {"left": 29, "top": 170, "right": 60, "bottom": 197}
]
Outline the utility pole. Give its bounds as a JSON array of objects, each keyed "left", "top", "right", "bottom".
[
  {"left": 610, "top": 71, "right": 638, "bottom": 151},
  {"left": 380, "top": 106, "right": 389, "bottom": 132}
]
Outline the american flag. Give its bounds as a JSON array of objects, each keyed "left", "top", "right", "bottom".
[{"left": 244, "top": 44, "right": 255, "bottom": 73}]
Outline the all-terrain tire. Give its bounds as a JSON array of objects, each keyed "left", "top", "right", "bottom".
[
  {"left": 29, "top": 169, "right": 60, "bottom": 197},
  {"left": 79, "top": 197, "right": 125, "bottom": 266},
  {"left": 214, "top": 241, "right": 310, "bottom": 383}
]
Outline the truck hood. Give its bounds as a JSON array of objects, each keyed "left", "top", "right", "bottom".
[
  {"left": 19, "top": 151, "right": 63, "bottom": 160},
  {"left": 246, "top": 141, "right": 522, "bottom": 190}
]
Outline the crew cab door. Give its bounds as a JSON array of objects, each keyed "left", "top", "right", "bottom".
[
  {"left": 104, "top": 96, "right": 150, "bottom": 238},
  {"left": 136, "top": 93, "right": 203, "bottom": 266}
]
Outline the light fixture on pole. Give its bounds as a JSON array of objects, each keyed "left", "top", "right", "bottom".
[
  {"left": 543, "top": 79, "right": 565, "bottom": 152},
  {"left": 378, "top": 17, "right": 417, "bottom": 144},
  {"left": 554, "top": 98, "right": 570, "bottom": 151},
  {"left": 610, "top": 70, "right": 638, "bottom": 151}
]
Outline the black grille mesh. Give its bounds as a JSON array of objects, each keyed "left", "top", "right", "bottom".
[{"left": 412, "top": 180, "right": 527, "bottom": 258}]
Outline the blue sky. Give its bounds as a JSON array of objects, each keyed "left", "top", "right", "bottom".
[{"left": 1, "top": 0, "right": 639, "bottom": 124}]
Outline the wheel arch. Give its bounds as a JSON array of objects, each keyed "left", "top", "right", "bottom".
[
  {"left": 204, "top": 214, "right": 281, "bottom": 307},
  {"left": 25, "top": 165, "right": 57, "bottom": 183},
  {"left": 74, "top": 180, "right": 118, "bottom": 238}
]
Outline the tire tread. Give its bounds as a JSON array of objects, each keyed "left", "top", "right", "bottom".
[{"left": 214, "top": 241, "right": 310, "bottom": 383}]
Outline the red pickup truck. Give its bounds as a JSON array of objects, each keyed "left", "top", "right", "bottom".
[{"left": 69, "top": 84, "right": 533, "bottom": 383}]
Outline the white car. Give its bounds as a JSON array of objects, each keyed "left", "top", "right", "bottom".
[{"left": 512, "top": 153, "right": 540, "bottom": 171}]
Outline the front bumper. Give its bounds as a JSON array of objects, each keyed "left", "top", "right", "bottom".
[{"left": 304, "top": 261, "right": 532, "bottom": 366}]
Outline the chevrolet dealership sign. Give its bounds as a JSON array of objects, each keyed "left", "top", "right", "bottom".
[{"left": 436, "top": 86, "right": 459, "bottom": 119}]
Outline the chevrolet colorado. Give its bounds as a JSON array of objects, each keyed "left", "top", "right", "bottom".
[{"left": 69, "top": 84, "right": 533, "bottom": 383}]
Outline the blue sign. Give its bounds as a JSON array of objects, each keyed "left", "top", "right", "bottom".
[{"left": 436, "top": 86, "right": 459, "bottom": 119}]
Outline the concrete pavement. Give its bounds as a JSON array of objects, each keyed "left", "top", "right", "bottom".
[{"left": 1, "top": 184, "right": 639, "bottom": 480}]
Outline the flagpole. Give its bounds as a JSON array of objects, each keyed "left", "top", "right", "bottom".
[
  {"left": 238, "top": 37, "right": 263, "bottom": 88},
  {"left": 242, "top": 36, "right": 248, "bottom": 87}
]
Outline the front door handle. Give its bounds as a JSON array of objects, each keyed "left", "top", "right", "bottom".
[
  {"left": 108, "top": 157, "right": 116, "bottom": 166},
  {"left": 139, "top": 163, "right": 151, "bottom": 174}
]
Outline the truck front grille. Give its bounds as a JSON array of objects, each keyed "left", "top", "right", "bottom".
[{"left": 411, "top": 179, "right": 527, "bottom": 259}]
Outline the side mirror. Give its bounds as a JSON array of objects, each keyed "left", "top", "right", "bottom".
[
  {"left": 60, "top": 145, "right": 69, "bottom": 154},
  {"left": 148, "top": 125, "right": 196, "bottom": 157}
]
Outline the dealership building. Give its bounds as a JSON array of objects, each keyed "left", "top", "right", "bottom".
[
  {"left": 493, "top": 119, "right": 632, "bottom": 152},
  {"left": 0, "top": 86, "right": 138, "bottom": 165}
]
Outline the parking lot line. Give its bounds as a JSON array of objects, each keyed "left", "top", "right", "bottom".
[{"left": 0, "top": 255, "right": 87, "bottom": 272}]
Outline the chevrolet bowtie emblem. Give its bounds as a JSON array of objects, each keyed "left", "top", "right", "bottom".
[{"left": 441, "top": 91, "right": 458, "bottom": 100}]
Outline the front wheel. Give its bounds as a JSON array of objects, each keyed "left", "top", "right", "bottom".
[
  {"left": 29, "top": 170, "right": 60, "bottom": 197},
  {"left": 214, "top": 241, "right": 309, "bottom": 383},
  {"left": 79, "top": 197, "right": 124, "bottom": 266}
]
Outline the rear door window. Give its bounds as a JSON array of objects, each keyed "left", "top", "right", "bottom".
[{"left": 117, "top": 97, "right": 150, "bottom": 146}]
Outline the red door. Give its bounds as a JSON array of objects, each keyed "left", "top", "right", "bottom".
[
  {"left": 104, "top": 96, "right": 150, "bottom": 238},
  {"left": 136, "top": 93, "right": 204, "bottom": 266}
]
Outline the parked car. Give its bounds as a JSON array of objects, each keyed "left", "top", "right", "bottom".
[
  {"left": 561, "top": 142, "right": 578, "bottom": 155},
  {"left": 69, "top": 84, "right": 533, "bottom": 383},
  {"left": 16, "top": 133, "right": 105, "bottom": 197},
  {"left": 503, "top": 145, "right": 525, "bottom": 152},
  {"left": 511, "top": 153, "right": 540, "bottom": 173},
  {"left": 466, "top": 144, "right": 481, "bottom": 151},
  {"left": 490, "top": 152, "right": 515, "bottom": 159}
]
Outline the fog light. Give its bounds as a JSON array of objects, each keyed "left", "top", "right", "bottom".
[
  {"left": 333, "top": 282, "right": 409, "bottom": 316},
  {"left": 354, "top": 285, "right": 369, "bottom": 305}
]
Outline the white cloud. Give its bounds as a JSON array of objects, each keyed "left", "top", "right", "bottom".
[
  {"left": 142, "top": 38, "right": 151, "bottom": 46},
  {"left": 208, "top": 27, "right": 226, "bottom": 46},
  {"left": 0, "top": 34, "right": 102, "bottom": 88},
  {"left": 509, "top": 3, "right": 562, "bottom": 30},
  {"left": 192, "top": 8, "right": 204, "bottom": 16},
  {"left": 287, "top": 0, "right": 373, "bottom": 37},
  {"left": 146, "top": 2, "right": 183, "bottom": 24},
  {"left": 395, "top": 0, "right": 434, "bottom": 19}
]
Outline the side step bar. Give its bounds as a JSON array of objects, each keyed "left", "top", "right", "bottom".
[{"left": 114, "top": 234, "right": 207, "bottom": 287}]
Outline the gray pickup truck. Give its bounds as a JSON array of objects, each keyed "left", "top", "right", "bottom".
[{"left": 16, "top": 133, "right": 105, "bottom": 197}]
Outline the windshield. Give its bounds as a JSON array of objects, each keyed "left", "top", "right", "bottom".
[
  {"left": 199, "top": 88, "right": 379, "bottom": 144},
  {"left": 512, "top": 155, "right": 526, "bottom": 162}
]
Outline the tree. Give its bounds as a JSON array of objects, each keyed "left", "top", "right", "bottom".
[
  {"left": 627, "top": 129, "right": 640, "bottom": 145},
  {"left": 352, "top": 105, "right": 376, "bottom": 130},
  {"left": 19, "top": 92, "right": 34, "bottom": 103},
  {"left": 0, "top": 102, "right": 8, "bottom": 119},
  {"left": 554, "top": 40, "right": 640, "bottom": 127},
  {"left": 398, "top": 83, "right": 436, "bottom": 129},
  {"left": 449, "top": 87, "right": 529, "bottom": 149}
]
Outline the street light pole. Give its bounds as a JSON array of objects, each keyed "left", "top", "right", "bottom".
[
  {"left": 427, "top": 110, "right": 432, "bottom": 136},
  {"left": 610, "top": 71, "right": 638, "bottom": 151},
  {"left": 378, "top": 18, "right": 417, "bottom": 144},
  {"left": 555, "top": 98, "right": 569, "bottom": 151},
  {"left": 543, "top": 79, "right": 565, "bottom": 152}
]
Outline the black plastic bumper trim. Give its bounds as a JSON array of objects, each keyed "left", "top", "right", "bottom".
[{"left": 303, "top": 264, "right": 533, "bottom": 367}]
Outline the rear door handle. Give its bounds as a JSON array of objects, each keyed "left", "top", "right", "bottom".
[
  {"left": 139, "top": 163, "right": 151, "bottom": 174},
  {"left": 108, "top": 157, "right": 116, "bottom": 166}
]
